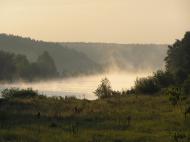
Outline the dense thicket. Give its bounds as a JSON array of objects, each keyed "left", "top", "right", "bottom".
[
  {"left": 165, "top": 32, "right": 190, "bottom": 84},
  {"left": 0, "top": 50, "right": 58, "bottom": 81},
  {"left": 134, "top": 32, "right": 190, "bottom": 94}
]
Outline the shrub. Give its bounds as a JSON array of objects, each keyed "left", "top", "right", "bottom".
[
  {"left": 134, "top": 77, "right": 160, "bottom": 94},
  {"left": 183, "top": 75, "right": 190, "bottom": 95},
  {"left": 1, "top": 88, "right": 38, "bottom": 99},
  {"left": 164, "top": 86, "right": 186, "bottom": 106},
  {"left": 123, "top": 88, "right": 135, "bottom": 95},
  {"left": 153, "top": 70, "right": 174, "bottom": 88},
  {"left": 112, "top": 90, "right": 122, "bottom": 96},
  {"left": 133, "top": 70, "right": 174, "bottom": 94},
  {"left": 94, "top": 78, "right": 112, "bottom": 99}
]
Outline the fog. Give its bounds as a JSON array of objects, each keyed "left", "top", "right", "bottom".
[{"left": 0, "top": 71, "right": 152, "bottom": 100}]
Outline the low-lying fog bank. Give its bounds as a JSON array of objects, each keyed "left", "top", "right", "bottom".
[{"left": 0, "top": 71, "right": 152, "bottom": 100}]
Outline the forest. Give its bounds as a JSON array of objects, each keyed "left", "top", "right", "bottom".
[
  {"left": 0, "top": 50, "right": 58, "bottom": 82},
  {"left": 0, "top": 34, "right": 102, "bottom": 76}
]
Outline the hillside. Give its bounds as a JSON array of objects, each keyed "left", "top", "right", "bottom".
[
  {"left": 0, "top": 34, "right": 101, "bottom": 76},
  {"left": 0, "top": 34, "right": 168, "bottom": 76},
  {"left": 61, "top": 43, "right": 168, "bottom": 72}
]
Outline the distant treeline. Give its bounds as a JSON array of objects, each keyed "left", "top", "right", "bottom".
[
  {"left": 0, "top": 50, "right": 58, "bottom": 82},
  {"left": 0, "top": 34, "right": 102, "bottom": 76},
  {"left": 62, "top": 42, "right": 168, "bottom": 71},
  {"left": 0, "top": 34, "right": 167, "bottom": 77}
]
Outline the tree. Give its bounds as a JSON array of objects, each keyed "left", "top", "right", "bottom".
[
  {"left": 0, "top": 50, "right": 59, "bottom": 81},
  {"left": 36, "top": 51, "right": 58, "bottom": 78},
  {"left": 14, "top": 54, "right": 30, "bottom": 79},
  {"left": 134, "top": 77, "right": 160, "bottom": 94},
  {"left": 94, "top": 78, "right": 112, "bottom": 99},
  {"left": 0, "top": 51, "right": 16, "bottom": 80},
  {"left": 165, "top": 32, "right": 190, "bottom": 83},
  {"left": 153, "top": 70, "right": 174, "bottom": 88}
]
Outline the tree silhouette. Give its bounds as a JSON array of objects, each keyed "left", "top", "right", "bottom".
[
  {"left": 94, "top": 77, "right": 112, "bottom": 99},
  {"left": 165, "top": 32, "right": 190, "bottom": 83},
  {"left": 36, "top": 51, "right": 58, "bottom": 78}
]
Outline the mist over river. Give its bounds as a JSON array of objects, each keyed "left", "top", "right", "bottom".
[{"left": 0, "top": 72, "right": 152, "bottom": 100}]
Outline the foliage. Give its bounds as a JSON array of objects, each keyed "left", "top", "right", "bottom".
[
  {"left": 183, "top": 75, "right": 190, "bottom": 95},
  {"left": 94, "top": 78, "right": 113, "bottom": 99},
  {"left": 133, "top": 70, "right": 176, "bottom": 94},
  {"left": 0, "top": 50, "right": 58, "bottom": 81},
  {"left": 0, "top": 34, "right": 103, "bottom": 76},
  {"left": 164, "top": 86, "right": 187, "bottom": 106},
  {"left": 0, "top": 51, "right": 16, "bottom": 80},
  {"left": 133, "top": 32, "right": 190, "bottom": 95},
  {"left": 0, "top": 94, "right": 190, "bottom": 142},
  {"left": 122, "top": 88, "right": 135, "bottom": 95},
  {"left": 165, "top": 32, "right": 190, "bottom": 84},
  {"left": 153, "top": 70, "right": 174, "bottom": 88},
  {"left": 33, "top": 51, "right": 58, "bottom": 79},
  {"left": 1, "top": 88, "right": 38, "bottom": 99},
  {"left": 134, "top": 76, "right": 160, "bottom": 94}
]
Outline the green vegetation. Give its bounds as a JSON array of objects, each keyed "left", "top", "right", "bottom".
[
  {"left": 0, "top": 50, "right": 58, "bottom": 82},
  {"left": 134, "top": 76, "right": 160, "bottom": 94},
  {"left": 94, "top": 78, "right": 113, "bottom": 99},
  {"left": 94, "top": 78, "right": 134, "bottom": 99},
  {"left": 0, "top": 34, "right": 102, "bottom": 76},
  {"left": 1, "top": 89, "right": 190, "bottom": 142},
  {"left": 133, "top": 32, "right": 190, "bottom": 95},
  {"left": 1, "top": 88, "right": 39, "bottom": 99}
]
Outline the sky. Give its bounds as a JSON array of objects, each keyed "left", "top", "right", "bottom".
[{"left": 0, "top": 0, "right": 190, "bottom": 44}]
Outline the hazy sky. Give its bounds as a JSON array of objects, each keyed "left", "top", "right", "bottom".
[{"left": 0, "top": 0, "right": 189, "bottom": 43}]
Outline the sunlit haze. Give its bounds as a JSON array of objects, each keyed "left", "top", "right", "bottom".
[
  {"left": 0, "top": 0, "right": 189, "bottom": 43},
  {"left": 0, "top": 72, "right": 151, "bottom": 100}
]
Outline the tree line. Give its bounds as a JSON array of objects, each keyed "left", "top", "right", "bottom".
[
  {"left": 0, "top": 50, "right": 58, "bottom": 82},
  {"left": 95, "top": 32, "right": 190, "bottom": 98},
  {"left": 133, "top": 32, "right": 190, "bottom": 95}
]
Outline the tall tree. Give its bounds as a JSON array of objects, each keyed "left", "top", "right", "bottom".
[{"left": 165, "top": 32, "right": 190, "bottom": 83}]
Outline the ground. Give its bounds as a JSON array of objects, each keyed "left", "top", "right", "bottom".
[{"left": 0, "top": 94, "right": 190, "bottom": 142}]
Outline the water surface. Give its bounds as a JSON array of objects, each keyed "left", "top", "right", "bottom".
[{"left": 0, "top": 72, "right": 151, "bottom": 100}]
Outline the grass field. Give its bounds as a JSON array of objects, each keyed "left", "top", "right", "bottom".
[{"left": 0, "top": 94, "right": 190, "bottom": 142}]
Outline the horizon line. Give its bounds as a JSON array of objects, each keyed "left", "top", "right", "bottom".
[{"left": 0, "top": 33, "right": 170, "bottom": 45}]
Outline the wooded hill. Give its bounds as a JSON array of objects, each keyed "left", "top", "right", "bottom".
[
  {"left": 0, "top": 34, "right": 101, "bottom": 76},
  {"left": 0, "top": 34, "right": 167, "bottom": 76}
]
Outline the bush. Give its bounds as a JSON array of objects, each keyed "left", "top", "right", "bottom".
[
  {"left": 153, "top": 70, "right": 174, "bottom": 88},
  {"left": 94, "top": 78, "right": 112, "bottom": 99},
  {"left": 1, "top": 88, "right": 38, "bottom": 99},
  {"left": 183, "top": 75, "right": 190, "bottom": 95},
  {"left": 134, "top": 76, "right": 160, "bottom": 94},
  {"left": 164, "top": 86, "right": 186, "bottom": 106},
  {"left": 133, "top": 70, "right": 174, "bottom": 94}
]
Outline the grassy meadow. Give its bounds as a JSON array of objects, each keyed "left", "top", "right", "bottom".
[{"left": 1, "top": 94, "right": 190, "bottom": 142}]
